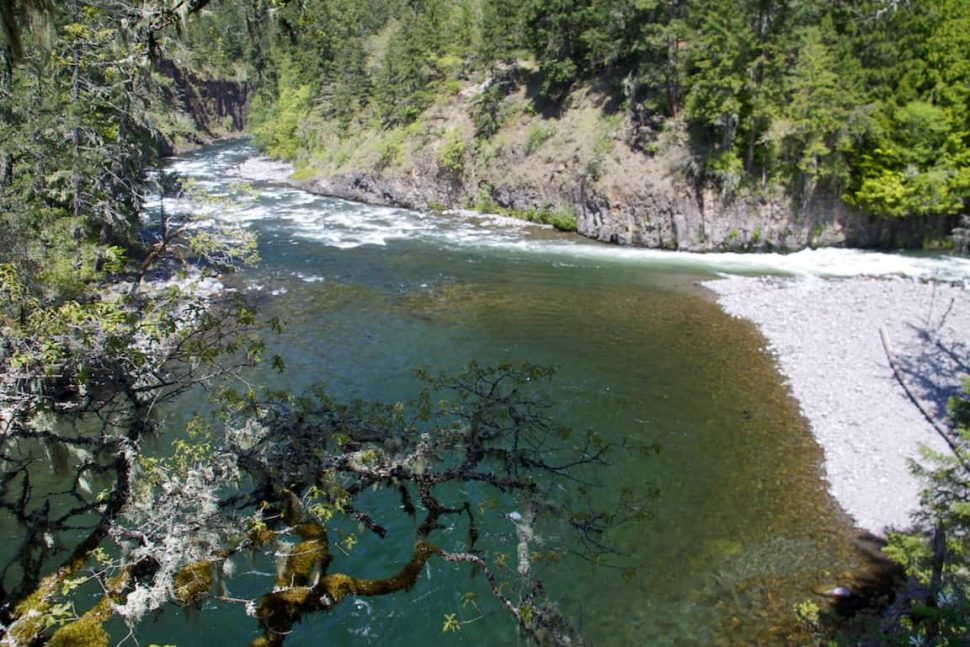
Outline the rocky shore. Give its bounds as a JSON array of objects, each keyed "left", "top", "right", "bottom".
[
  {"left": 233, "top": 152, "right": 970, "bottom": 535},
  {"left": 706, "top": 276, "right": 968, "bottom": 534},
  {"left": 296, "top": 166, "right": 948, "bottom": 253},
  {"left": 235, "top": 156, "right": 294, "bottom": 183}
]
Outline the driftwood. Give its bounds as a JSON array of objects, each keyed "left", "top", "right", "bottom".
[{"left": 879, "top": 325, "right": 970, "bottom": 478}]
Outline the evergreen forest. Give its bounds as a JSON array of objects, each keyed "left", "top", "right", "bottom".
[
  {"left": 237, "top": 0, "right": 970, "bottom": 228},
  {"left": 0, "top": 1, "right": 969, "bottom": 646}
]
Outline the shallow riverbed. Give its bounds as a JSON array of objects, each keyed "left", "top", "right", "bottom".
[{"left": 126, "top": 139, "right": 970, "bottom": 645}]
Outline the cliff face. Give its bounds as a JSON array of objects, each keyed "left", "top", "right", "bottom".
[
  {"left": 155, "top": 58, "right": 248, "bottom": 155},
  {"left": 303, "top": 171, "right": 947, "bottom": 252},
  {"left": 294, "top": 82, "right": 949, "bottom": 252},
  {"left": 569, "top": 182, "right": 948, "bottom": 252}
]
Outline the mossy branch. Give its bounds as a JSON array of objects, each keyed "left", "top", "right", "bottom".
[{"left": 252, "top": 538, "right": 439, "bottom": 647}]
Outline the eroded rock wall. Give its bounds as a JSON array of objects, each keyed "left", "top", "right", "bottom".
[
  {"left": 294, "top": 84, "right": 950, "bottom": 252},
  {"left": 155, "top": 58, "right": 248, "bottom": 155},
  {"left": 300, "top": 168, "right": 947, "bottom": 252}
]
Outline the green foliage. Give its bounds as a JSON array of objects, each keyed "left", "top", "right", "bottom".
[
  {"left": 472, "top": 183, "right": 501, "bottom": 213},
  {"left": 544, "top": 207, "right": 578, "bottom": 232},
  {"left": 525, "top": 121, "right": 556, "bottom": 155},
  {"left": 248, "top": 54, "right": 313, "bottom": 160},
  {"left": 373, "top": 127, "right": 408, "bottom": 169},
  {"left": 507, "top": 204, "right": 578, "bottom": 232},
  {"left": 706, "top": 150, "right": 745, "bottom": 195},
  {"left": 847, "top": 100, "right": 969, "bottom": 218},
  {"left": 372, "top": 17, "right": 436, "bottom": 127},
  {"left": 442, "top": 612, "right": 461, "bottom": 633},
  {"left": 472, "top": 80, "right": 511, "bottom": 140},
  {"left": 793, "top": 598, "right": 821, "bottom": 630},
  {"left": 223, "top": 0, "right": 970, "bottom": 227},
  {"left": 479, "top": 0, "right": 521, "bottom": 64},
  {"left": 869, "top": 381, "right": 970, "bottom": 644},
  {"left": 523, "top": 0, "right": 603, "bottom": 100},
  {"left": 437, "top": 128, "right": 468, "bottom": 176}
]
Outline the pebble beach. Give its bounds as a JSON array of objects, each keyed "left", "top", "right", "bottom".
[{"left": 707, "top": 276, "right": 968, "bottom": 535}]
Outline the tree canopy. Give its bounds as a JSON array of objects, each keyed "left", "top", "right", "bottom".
[
  {"left": 0, "top": 4, "right": 637, "bottom": 644},
  {"left": 234, "top": 0, "right": 968, "bottom": 224},
  {"left": 1, "top": 0, "right": 969, "bottom": 644}
]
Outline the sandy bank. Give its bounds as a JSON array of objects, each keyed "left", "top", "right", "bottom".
[
  {"left": 706, "top": 276, "right": 968, "bottom": 535},
  {"left": 235, "top": 156, "right": 294, "bottom": 183}
]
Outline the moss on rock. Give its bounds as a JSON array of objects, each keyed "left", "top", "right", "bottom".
[
  {"left": 48, "top": 614, "right": 109, "bottom": 647},
  {"left": 174, "top": 560, "right": 213, "bottom": 605}
]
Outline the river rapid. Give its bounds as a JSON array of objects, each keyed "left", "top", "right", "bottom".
[{"left": 133, "top": 139, "right": 969, "bottom": 646}]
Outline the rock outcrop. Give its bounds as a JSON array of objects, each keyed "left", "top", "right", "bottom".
[
  {"left": 300, "top": 169, "right": 950, "bottom": 253},
  {"left": 294, "top": 83, "right": 951, "bottom": 252},
  {"left": 155, "top": 58, "right": 248, "bottom": 155}
]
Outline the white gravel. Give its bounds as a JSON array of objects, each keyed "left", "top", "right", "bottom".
[
  {"left": 706, "top": 275, "right": 969, "bottom": 535},
  {"left": 235, "top": 157, "right": 294, "bottom": 183}
]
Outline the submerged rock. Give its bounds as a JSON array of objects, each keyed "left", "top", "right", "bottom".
[{"left": 814, "top": 585, "right": 855, "bottom": 599}]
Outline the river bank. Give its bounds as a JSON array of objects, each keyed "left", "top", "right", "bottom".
[
  {"left": 237, "top": 149, "right": 970, "bottom": 536},
  {"left": 706, "top": 276, "right": 968, "bottom": 535},
  {"left": 163, "top": 139, "right": 970, "bottom": 643}
]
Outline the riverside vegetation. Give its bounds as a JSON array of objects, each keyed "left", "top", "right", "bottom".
[
  {"left": 0, "top": 1, "right": 969, "bottom": 646},
  {"left": 0, "top": 3, "right": 617, "bottom": 646},
  {"left": 238, "top": 0, "right": 970, "bottom": 249}
]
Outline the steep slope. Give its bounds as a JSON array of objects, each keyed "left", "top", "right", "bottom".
[
  {"left": 294, "top": 76, "right": 944, "bottom": 252},
  {"left": 154, "top": 58, "right": 249, "bottom": 154}
]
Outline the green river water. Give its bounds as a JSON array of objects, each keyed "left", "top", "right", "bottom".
[{"left": 21, "top": 139, "right": 964, "bottom": 645}]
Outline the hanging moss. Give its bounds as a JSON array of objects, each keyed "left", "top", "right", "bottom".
[
  {"left": 8, "top": 591, "right": 51, "bottom": 645},
  {"left": 250, "top": 525, "right": 276, "bottom": 547},
  {"left": 48, "top": 614, "right": 109, "bottom": 647},
  {"left": 253, "top": 586, "right": 312, "bottom": 646},
  {"left": 9, "top": 561, "right": 106, "bottom": 644},
  {"left": 9, "top": 550, "right": 96, "bottom": 644},
  {"left": 174, "top": 560, "right": 214, "bottom": 605},
  {"left": 282, "top": 490, "right": 304, "bottom": 526},
  {"left": 277, "top": 515, "right": 330, "bottom": 588},
  {"left": 293, "top": 520, "right": 327, "bottom": 541},
  {"left": 280, "top": 539, "right": 326, "bottom": 587},
  {"left": 320, "top": 541, "right": 439, "bottom": 602},
  {"left": 47, "top": 595, "right": 114, "bottom": 647},
  {"left": 251, "top": 540, "right": 439, "bottom": 646}
]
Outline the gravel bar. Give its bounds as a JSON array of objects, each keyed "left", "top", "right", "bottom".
[
  {"left": 706, "top": 275, "right": 969, "bottom": 535},
  {"left": 235, "top": 157, "right": 294, "bottom": 183}
]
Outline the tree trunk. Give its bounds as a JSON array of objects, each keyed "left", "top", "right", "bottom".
[
  {"left": 0, "top": 45, "right": 12, "bottom": 188},
  {"left": 925, "top": 523, "right": 946, "bottom": 641},
  {"left": 71, "top": 0, "right": 82, "bottom": 220}
]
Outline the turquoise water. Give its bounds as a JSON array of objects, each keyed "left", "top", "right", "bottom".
[{"left": 99, "top": 140, "right": 953, "bottom": 644}]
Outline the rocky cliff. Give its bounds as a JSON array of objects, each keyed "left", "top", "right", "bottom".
[
  {"left": 294, "top": 82, "right": 950, "bottom": 252},
  {"left": 155, "top": 58, "right": 248, "bottom": 155}
]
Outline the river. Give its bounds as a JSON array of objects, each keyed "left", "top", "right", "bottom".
[{"left": 127, "top": 139, "right": 966, "bottom": 645}]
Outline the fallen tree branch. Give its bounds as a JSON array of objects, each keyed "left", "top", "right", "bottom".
[{"left": 879, "top": 325, "right": 970, "bottom": 478}]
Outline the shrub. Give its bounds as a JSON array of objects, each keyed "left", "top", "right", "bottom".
[
  {"left": 525, "top": 121, "right": 556, "bottom": 155},
  {"left": 473, "top": 83, "right": 506, "bottom": 140},
  {"left": 473, "top": 183, "right": 500, "bottom": 213},
  {"left": 376, "top": 140, "right": 402, "bottom": 168},
  {"left": 523, "top": 205, "right": 578, "bottom": 232},
  {"left": 545, "top": 208, "right": 578, "bottom": 232},
  {"left": 437, "top": 128, "right": 468, "bottom": 176}
]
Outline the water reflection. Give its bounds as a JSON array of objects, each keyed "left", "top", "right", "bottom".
[{"left": 125, "top": 140, "right": 895, "bottom": 645}]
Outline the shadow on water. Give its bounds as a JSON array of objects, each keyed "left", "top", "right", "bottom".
[
  {"left": 251, "top": 267, "right": 883, "bottom": 645},
  {"left": 110, "top": 139, "right": 943, "bottom": 646},
  {"left": 828, "top": 533, "right": 906, "bottom": 618}
]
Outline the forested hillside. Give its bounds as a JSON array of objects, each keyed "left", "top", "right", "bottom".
[
  {"left": 2, "top": 2, "right": 970, "bottom": 647},
  {"left": 215, "top": 0, "right": 970, "bottom": 250},
  {"left": 0, "top": 4, "right": 594, "bottom": 646}
]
